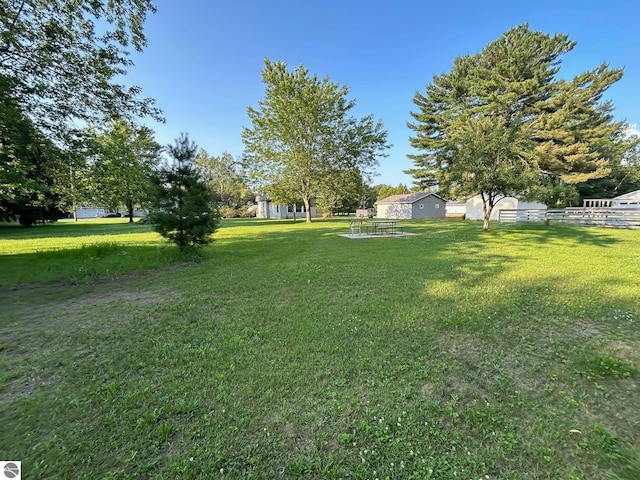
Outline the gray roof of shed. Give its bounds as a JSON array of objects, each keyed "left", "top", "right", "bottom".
[{"left": 376, "top": 192, "right": 445, "bottom": 205}]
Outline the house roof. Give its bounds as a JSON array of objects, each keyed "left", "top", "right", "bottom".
[
  {"left": 613, "top": 189, "right": 640, "bottom": 201},
  {"left": 376, "top": 192, "right": 445, "bottom": 205}
]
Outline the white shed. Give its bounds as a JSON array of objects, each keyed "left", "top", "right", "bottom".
[
  {"left": 465, "top": 195, "right": 547, "bottom": 221},
  {"left": 445, "top": 200, "right": 466, "bottom": 217}
]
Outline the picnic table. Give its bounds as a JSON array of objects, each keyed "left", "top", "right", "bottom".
[{"left": 366, "top": 220, "right": 403, "bottom": 235}]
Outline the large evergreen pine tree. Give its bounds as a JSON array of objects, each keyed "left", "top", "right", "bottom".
[{"left": 407, "top": 24, "right": 631, "bottom": 229}]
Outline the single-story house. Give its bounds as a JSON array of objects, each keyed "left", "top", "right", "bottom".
[
  {"left": 375, "top": 192, "right": 446, "bottom": 219},
  {"left": 255, "top": 193, "right": 317, "bottom": 219},
  {"left": 75, "top": 207, "right": 108, "bottom": 219},
  {"left": 465, "top": 195, "right": 547, "bottom": 221},
  {"left": 74, "top": 206, "right": 148, "bottom": 219}
]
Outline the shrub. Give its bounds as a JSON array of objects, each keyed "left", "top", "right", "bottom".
[
  {"left": 240, "top": 206, "right": 257, "bottom": 218},
  {"left": 218, "top": 206, "right": 239, "bottom": 218}
]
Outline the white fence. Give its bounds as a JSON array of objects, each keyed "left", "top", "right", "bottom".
[
  {"left": 499, "top": 207, "right": 640, "bottom": 227},
  {"left": 498, "top": 209, "right": 547, "bottom": 223}
]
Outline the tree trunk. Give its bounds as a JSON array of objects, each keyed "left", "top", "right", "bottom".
[
  {"left": 127, "top": 201, "right": 134, "bottom": 223},
  {"left": 303, "top": 197, "right": 312, "bottom": 223},
  {"left": 481, "top": 192, "right": 493, "bottom": 231}
]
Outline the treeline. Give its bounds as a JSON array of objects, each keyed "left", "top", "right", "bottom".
[
  {"left": 1, "top": 1, "right": 161, "bottom": 226},
  {"left": 0, "top": 1, "right": 256, "bottom": 226},
  {"left": 2, "top": 4, "right": 639, "bottom": 230}
]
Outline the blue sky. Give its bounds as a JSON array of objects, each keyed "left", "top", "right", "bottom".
[{"left": 129, "top": 0, "right": 640, "bottom": 186}]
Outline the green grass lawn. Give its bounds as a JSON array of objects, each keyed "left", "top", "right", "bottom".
[{"left": 1, "top": 217, "right": 639, "bottom": 479}]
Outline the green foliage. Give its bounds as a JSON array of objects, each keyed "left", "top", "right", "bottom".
[
  {"left": 195, "top": 150, "right": 253, "bottom": 211},
  {"left": 316, "top": 167, "right": 367, "bottom": 214},
  {"left": 451, "top": 116, "right": 539, "bottom": 228},
  {"left": 375, "top": 183, "right": 410, "bottom": 201},
  {"left": 136, "top": 215, "right": 154, "bottom": 224},
  {"left": 408, "top": 24, "right": 630, "bottom": 229},
  {"left": 527, "top": 177, "right": 581, "bottom": 207},
  {"left": 218, "top": 205, "right": 241, "bottom": 219},
  {"left": 149, "top": 134, "right": 219, "bottom": 251},
  {"left": 48, "top": 136, "right": 94, "bottom": 219},
  {"left": 1, "top": 1, "right": 162, "bottom": 226},
  {"left": 576, "top": 130, "right": 640, "bottom": 201},
  {"left": 242, "top": 59, "right": 389, "bottom": 222},
  {"left": 360, "top": 183, "right": 379, "bottom": 209},
  {"left": 580, "top": 353, "right": 637, "bottom": 380},
  {"left": 0, "top": 78, "right": 66, "bottom": 225},
  {"left": 89, "top": 119, "right": 162, "bottom": 222},
  {"left": 0, "top": 0, "right": 162, "bottom": 142}
]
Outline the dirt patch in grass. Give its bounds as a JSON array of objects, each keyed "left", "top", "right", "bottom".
[
  {"left": 50, "top": 288, "right": 170, "bottom": 318},
  {"left": 0, "top": 276, "right": 181, "bottom": 406},
  {"left": 1, "top": 278, "right": 178, "bottom": 327},
  {"left": 605, "top": 339, "right": 640, "bottom": 368}
]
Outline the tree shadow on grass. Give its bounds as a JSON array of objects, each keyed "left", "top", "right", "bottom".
[
  {"left": 223, "top": 218, "right": 315, "bottom": 228},
  {"left": 400, "top": 273, "right": 640, "bottom": 479},
  {"left": 1, "top": 218, "right": 637, "bottom": 479},
  {"left": 488, "top": 222, "right": 623, "bottom": 248}
]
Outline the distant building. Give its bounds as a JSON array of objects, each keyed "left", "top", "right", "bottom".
[
  {"left": 465, "top": 196, "right": 547, "bottom": 221},
  {"left": 582, "top": 190, "right": 640, "bottom": 208},
  {"left": 74, "top": 206, "right": 147, "bottom": 219},
  {"left": 255, "top": 193, "right": 317, "bottom": 219},
  {"left": 375, "top": 193, "right": 446, "bottom": 219},
  {"left": 445, "top": 200, "right": 466, "bottom": 217},
  {"left": 611, "top": 190, "right": 640, "bottom": 207}
]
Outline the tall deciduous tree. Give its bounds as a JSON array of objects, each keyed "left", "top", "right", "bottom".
[
  {"left": 408, "top": 24, "right": 631, "bottom": 229},
  {"left": 195, "top": 150, "right": 253, "bottom": 214},
  {"left": 0, "top": 0, "right": 162, "bottom": 141},
  {"left": 90, "top": 119, "right": 161, "bottom": 222},
  {"left": 242, "top": 59, "right": 389, "bottom": 222},
  {"left": 316, "top": 167, "right": 366, "bottom": 215},
  {"left": 49, "top": 135, "right": 93, "bottom": 221},
  {"left": 1, "top": 79, "right": 65, "bottom": 225},
  {"left": 149, "top": 134, "right": 219, "bottom": 251}
]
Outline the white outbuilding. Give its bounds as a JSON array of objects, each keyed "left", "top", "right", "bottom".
[
  {"left": 611, "top": 190, "right": 640, "bottom": 207},
  {"left": 465, "top": 195, "right": 547, "bottom": 221}
]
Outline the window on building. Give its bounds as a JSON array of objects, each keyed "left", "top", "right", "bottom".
[
  {"left": 419, "top": 204, "right": 424, "bottom": 209},
  {"left": 435, "top": 204, "right": 440, "bottom": 209}
]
